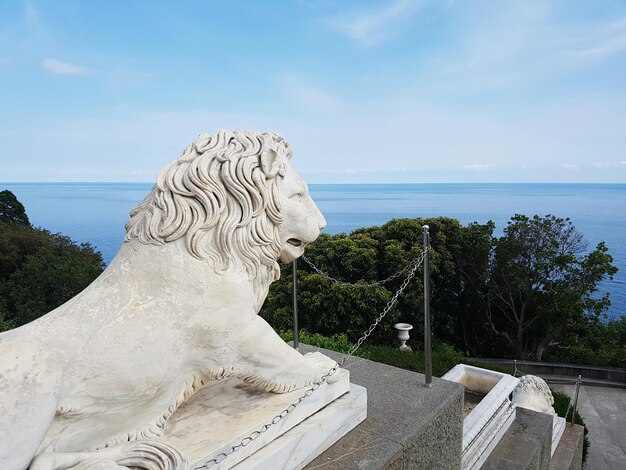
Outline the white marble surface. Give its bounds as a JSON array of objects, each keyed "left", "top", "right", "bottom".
[
  {"left": 442, "top": 363, "right": 520, "bottom": 470},
  {"left": 551, "top": 416, "right": 566, "bottom": 456},
  {"left": 512, "top": 375, "right": 557, "bottom": 416},
  {"left": 0, "top": 130, "right": 335, "bottom": 470},
  {"left": 234, "top": 383, "right": 367, "bottom": 470},
  {"left": 511, "top": 375, "right": 566, "bottom": 456},
  {"left": 164, "top": 369, "right": 350, "bottom": 469}
]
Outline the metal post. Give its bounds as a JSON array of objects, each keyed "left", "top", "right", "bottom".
[
  {"left": 513, "top": 359, "right": 517, "bottom": 377},
  {"left": 292, "top": 259, "right": 299, "bottom": 350},
  {"left": 571, "top": 375, "right": 581, "bottom": 425},
  {"left": 423, "top": 225, "right": 432, "bottom": 387}
]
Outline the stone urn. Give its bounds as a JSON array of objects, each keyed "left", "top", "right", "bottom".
[{"left": 394, "top": 323, "right": 413, "bottom": 351}]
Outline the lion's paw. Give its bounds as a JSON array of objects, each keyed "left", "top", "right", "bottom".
[
  {"left": 303, "top": 352, "right": 340, "bottom": 384},
  {"left": 241, "top": 351, "right": 341, "bottom": 393}
]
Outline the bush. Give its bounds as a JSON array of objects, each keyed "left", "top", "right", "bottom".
[{"left": 279, "top": 329, "right": 358, "bottom": 356}]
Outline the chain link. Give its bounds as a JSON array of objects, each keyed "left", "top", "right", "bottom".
[
  {"left": 196, "top": 247, "right": 429, "bottom": 469},
  {"left": 301, "top": 252, "right": 425, "bottom": 288}
]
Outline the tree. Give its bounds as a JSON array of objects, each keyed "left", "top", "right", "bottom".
[
  {"left": 0, "top": 190, "right": 30, "bottom": 225},
  {"left": 262, "top": 213, "right": 618, "bottom": 364},
  {"left": 0, "top": 196, "right": 105, "bottom": 331},
  {"left": 480, "top": 214, "right": 617, "bottom": 360},
  {"left": 454, "top": 221, "right": 497, "bottom": 356},
  {"left": 261, "top": 217, "right": 479, "bottom": 347}
]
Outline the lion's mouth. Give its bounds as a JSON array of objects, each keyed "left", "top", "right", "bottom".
[{"left": 287, "top": 238, "right": 305, "bottom": 248}]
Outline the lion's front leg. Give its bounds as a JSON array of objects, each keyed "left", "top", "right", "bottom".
[{"left": 235, "top": 316, "right": 339, "bottom": 393}]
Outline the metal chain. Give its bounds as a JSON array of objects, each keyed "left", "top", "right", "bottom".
[
  {"left": 563, "top": 401, "right": 573, "bottom": 421},
  {"left": 515, "top": 367, "right": 580, "bottom": 386},
  {"left": 341, "top": 250, "right": 426, "bottom": 360},
  {"left": 196, "top": 247, "right": 429, "bottom": 469},
  {"left": 301, "top": 252, "right": 425, "bottom": 288}
]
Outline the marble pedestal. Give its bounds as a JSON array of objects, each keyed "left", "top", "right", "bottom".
[
  {"left": 162, "top": 368, "right": 366, "bottom": 469},
  {"left": 442, "top": 364, "right": 520, "bottom": 470},
  {"left": 551, "top": 416, "right": 566, "bottom": 456}
]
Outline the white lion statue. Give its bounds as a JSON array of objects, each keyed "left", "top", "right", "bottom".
[
  {"left": 0, "top": 130, "right": 337, "bottom": 470},
  {"left": 511, "top": 375, "right": 556, "bottom": 415}
]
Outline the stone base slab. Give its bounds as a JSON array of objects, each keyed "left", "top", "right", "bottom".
[
  {"left": 234, "top": 383, "right": 367, "bottom": 470},
  {"left": 163, "top": 368, "right": 351, "bottom": 469}
]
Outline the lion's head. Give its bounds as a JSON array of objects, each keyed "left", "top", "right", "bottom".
[
  {"left": 125, "top": 129, "right": 326, "bottom": 287},
  {"left": 511, "top": 375, "right": 556, "bottom": 415}
]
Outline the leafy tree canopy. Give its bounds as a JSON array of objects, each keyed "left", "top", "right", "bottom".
[
  {"left": 0, "top": 197, "right": 105, "bottom": 332},
  {"left": 480, "top": 215, "right": 617, "bottom": 360},
  {"left": 261, "top": 214, "right": 619, "bottom": 365},
  {"left": 0, "top": 189, "right": 30, "bottom": 225}
]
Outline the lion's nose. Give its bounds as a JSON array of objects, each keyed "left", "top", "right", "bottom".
[{"left": 318, "top": 213, "right": 327, "bottom": 231}]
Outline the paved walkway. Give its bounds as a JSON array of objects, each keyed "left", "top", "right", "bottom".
[{"left": 551, "top": 384, "right": 626, "bottom": 470}]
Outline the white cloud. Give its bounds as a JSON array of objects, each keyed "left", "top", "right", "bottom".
[
  {"left": 41, "top": 58, "right": 90, "bottom": 76},
  {"left": 559, "top": 163, "right": 578, "bottom": 170},
  {"left": 575, "top": 33, "right": 626, "bottom": 60},
  {"left": 571, "top": 19, "right": 626, "bottom": 61},
  {"left": 463, "top": 164, "right": 495, "bottom": 171},
  {"left": 24, "top": 2, "right": 41, "bottom": 29},
  {"left": 592, "top": 161, "right": 626, "bottom": 169},
  {"left": 328, "top": 0, "right": 427, "bottom": 45}
]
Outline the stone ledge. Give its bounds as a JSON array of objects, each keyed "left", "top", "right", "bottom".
[
  {"left": 481, "top": 407, "right": 553, "bottom": 470},
  {"left": 298, "top": 344, "right": 464, "bottom": 470},
  {"left": 549, "top": 424, "right": 584, "bottom": 470}
]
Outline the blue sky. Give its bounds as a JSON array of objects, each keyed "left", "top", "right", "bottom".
[{"left": 1, "top": 0, "right": 625, "bottom": 183}]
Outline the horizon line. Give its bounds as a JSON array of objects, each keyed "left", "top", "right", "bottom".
[{"left": 2, "top": 181, "right": 626, "bottom": 186}]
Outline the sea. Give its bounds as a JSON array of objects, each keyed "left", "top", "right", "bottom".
[{"left": 2, "top": 182, "right": 625, "bottom": 321}]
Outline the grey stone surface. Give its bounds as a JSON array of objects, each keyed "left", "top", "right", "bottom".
[
  {"left": 481, "top": 407, "right": 553, "bottom": 470},
  {"left": 551, "top": 384, "right": 626, "bottom": 470},
  {"left": 299, "top": 344, "right": 464, "bottom": 470},
  {"left": 549, "top": 423, "right": 584, "bottom": 470},
  {"left": 468, "top": 359, "right": 626, "bottom": 388}
]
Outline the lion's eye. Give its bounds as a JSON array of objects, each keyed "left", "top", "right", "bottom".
[{"left": 290, "top": 193, "right": 304, "bottom": 202}]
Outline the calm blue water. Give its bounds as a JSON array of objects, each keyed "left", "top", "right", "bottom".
[{"left": 3, "top": 183, "right": 625, "bottom": 321}]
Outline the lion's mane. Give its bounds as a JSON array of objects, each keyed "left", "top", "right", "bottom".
[{"left": 125, "top": 129, "right": 291, "bottom": 286}]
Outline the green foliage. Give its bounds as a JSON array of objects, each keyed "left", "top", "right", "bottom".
[
  {"left": 0, "top": 190, "right": 30, "bottom": 225},
  {"left": 285, "top": 329, "right": 506, "bottom": 378},
  {"left": 466, "top": 214, "right": 617, "bottom": 360},
  {"left": 0, "top": 306, "right": 14, "bottom": 332},
  {"left": 262, "top": 217, "right": 495, "bottom": 349},
  {"left": 0, "top": 219, "right": 105, "bottom": 331},
  {"left": 262, "top": 213, "right": 618, "bottom": 367},
  {"left": 545, "top": 316, "right": 626, "bottom": 368},
  {"left": 279, "top": 329, "right": 358, "bottom": 356},
  {"left": 358, "top": 342, "right": 468, "bottom": 377}
]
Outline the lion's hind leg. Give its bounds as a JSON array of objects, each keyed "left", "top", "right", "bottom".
[
  {"left": 0, "top": 334, "right": 61, "bottom": 470},
  {"left": 30, "top": 440, "right": 189, "bottom": 470}
]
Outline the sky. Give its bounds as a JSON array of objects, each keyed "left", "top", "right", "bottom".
[{"left": 1, "top": 0, "right": 626, "bottom": 183}]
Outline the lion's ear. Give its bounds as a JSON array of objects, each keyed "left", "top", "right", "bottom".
[{"left": 260, "top": 148, "right": 280, "bottom": 177}]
